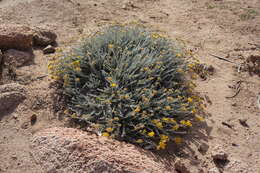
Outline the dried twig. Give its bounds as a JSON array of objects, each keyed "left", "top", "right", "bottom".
[
  {"left": 222, "top": 122, "right": 233, "bottom": 129},
  {"left": 209, "top": 53, "right": 237, "bottom": 64},
  {"left": 226, "top": 81, "right": 242, "bottom": 99},
  {"left": 226, "top": 88, "right": 241, "bottom": 99},
  {"left": 257, "top": 94, "right": 260, "bottom": 110}
]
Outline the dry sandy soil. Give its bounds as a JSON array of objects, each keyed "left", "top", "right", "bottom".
[{"left": 0, "top": 0, "right": 259, "bottom": 172}]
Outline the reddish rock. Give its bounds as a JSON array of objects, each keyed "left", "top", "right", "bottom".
[
  {"left": 0, "top": 24, "right": 57, "bottom": 50},
  {"left": 4, "top": 49, "right": 33, "bottom": 67},
  {"left": 0, "top": 83, "right": 26, "bottom": 113},
  {"left": 33, "top": 27, "right": 57, "bottom": 46},
  {"left": 0, "top": 24, "right": 33, "bottom": 50}
]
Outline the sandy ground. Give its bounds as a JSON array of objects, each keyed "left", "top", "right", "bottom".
[{"left": 0, "top": 0, "right": 259, "bottom": 172}]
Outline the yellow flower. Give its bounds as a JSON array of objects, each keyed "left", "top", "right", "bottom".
[
  {"left": 72, "top": 60, "right": 80, "bottom": 66},
  {"left": 160, "top": 134, "right": 169, "bottom": 141},
  {"left": 170, "top": 118, "right": 176, "bottom": 123},
  {"left": 134, "top": 106, "right": 141, "bottom": 113},
  {"left": 167, "top": 96, "right": 174, "bottom": 102},
  {"left": 143, "top": 67, "right": 150, "bottom": 71},
  {"left": 180, "top": 120, "right": 192, "bottom": 127},
  {"left": 106, "top": 77, "right": 113, "bottom": 81},
  {"left": 102, "top": 132, "right": 110, "bottom": 137},
  {"left": 187, "top": 97, "right": 193, "bottom": 103},
  {"left": 142, "top": 96, "right": 149, "bottom": 102},
  {"left": 186, "top": 120, "right": 192, "bottom": 127},
  {"left": 155, "top": 122, "right": 163, "bottom": 129},
  {"left": 176, "top": 53, "right": 181, "bottom": 57},
  {"left": 48, "top": 65, "right": 54, "bottom": 71},
  {"left": 172, "top": 124, "right": 179, "bottom": 130},
  {"left": 63, "top": 74, "right": 69, "bottom": 80},
  {"left": 64, "top": 109, "right": 69, "bottom": 114},
  {"left": 151, "top": 33, "right": 160, "bottom": 39},
  {"left": 191, "top": 108, "right": 197, "bottom": 114},
  {"left": 174, "top": 137, "right": 182, "bottom": 144},
  {"left": 196, "top": 115, "right": 205, "bottom": 121},
  {"left": 180, "top": 120, "right": 186, "bottom": 125},
  {"left": 188, "top": 63, "right": 195, "bottom": 69},
  {"left": 136, "top": 139, "right": 143, "bottom": 143},
  {"left": 75, "top": 78, "right": 80, "bottom": 82},
  {"left": 75, "top": 67, "right": 81, "bottom": 72},
  {"left": 51, "top": 75, "right": 60, "bottom": 80},
  {"left": 151, "top": 119, "right": 159, "bottom": 124},
  {"left": 106, "top": 127, "right": 113, "bottom": 132},
  {"left": 110, "top": 83, "right": 117, "bottom": 88},
  {"left": 108, "top": 44, "right": 114, "bottom": 49},
  {"left": 113, "top": 117, "right": 119, "bottom": 121},
  {"left": 157, "top": 141, "right": 167, "bottom": 150},
  {"left": 191, "top": 74, "right": 197, "bottom": 79},
  {"left": 148, "top": 131, "right": 155, "bottom": 137},
  {"left": 165, "top": 106, "right": 171, "bottom": 110},
  {"left": 71, "top": 113, "right": 77, "bottom": 118},
  {"left": 177, "top": 68, "right": 184, "bottom": 73},
  {"left": 162, "top": 117, "right": 169, "bottom": 122}
]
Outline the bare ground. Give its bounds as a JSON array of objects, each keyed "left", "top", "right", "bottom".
[{"left": 0, "top": 0, "right": 259, "bottom": 172}]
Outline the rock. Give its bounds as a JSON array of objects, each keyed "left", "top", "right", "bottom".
[
  {"left": 31, "top": 127, "right": 173, "bottom": 173},
  {"left": 30, "top": 114, "right": 37, "bottom": 125},
  {"left": 198, "top": 143, "right": 209, "bottom": 154},
  {"left": 0, "top": 24, "right": 57, "bottom": 50},
  {"left": 0, "top": 83, "right": 26, "bottom": 114},
  {"left": 208, "top": 167, "right": 220, "bottom": 173},
  {"left": 43, "top": 45, "right": 55, "bottom": 54},
  {"left": 174, "top": 159, "right": 191, "bottom": 173},
  {"left": 33, "top": 27, "right": 57, "bottom": 46},
  {"left": 206, "top": 65, "right": 215, "bottom": 75},
  {"left": 0, "top": 24, "right": 33, "bottom": 50},
  {"left": 4, "top": 49, "right": 33, "bottom": 67},
  {"left": 211, "top": 145, "right": 229, "bottom": 168}
]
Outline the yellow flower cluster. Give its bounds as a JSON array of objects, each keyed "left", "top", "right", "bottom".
[
  {"left": 180, "top": 120, "right": 192, "bottom": 127},
  {"left": 157, "top": 134, "right": 169, "bottom": 150}
]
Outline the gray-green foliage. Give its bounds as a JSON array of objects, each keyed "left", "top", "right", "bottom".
[{"left": 51, "top": 25, "right": 200, "bottom": 149}]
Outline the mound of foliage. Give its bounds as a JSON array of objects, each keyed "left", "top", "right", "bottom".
[{"left": 49, "top": 25, "right": 204, "bottom": 150}]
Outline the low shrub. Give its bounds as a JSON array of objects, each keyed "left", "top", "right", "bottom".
[{"left": 49, "top": 25, "right": 204, "bottom": 150}]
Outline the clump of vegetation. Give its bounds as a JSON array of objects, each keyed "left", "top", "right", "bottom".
[
  {"left": 239, "top": 9, "right": 257, "bottom": 21},
  {"left": 49, "top": 25, "right": 204, "bottom": 150}
]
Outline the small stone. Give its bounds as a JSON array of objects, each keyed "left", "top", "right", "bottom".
[
  {"left": 207, "top": 65, "right": 215, "bottom": 75},
  {"left": 198, "top": 143, "right": 209, "bottom": 154},
  {"left": 211, "top": 146, "right": 228, "bottom": 161},
  {"left": 11, "top": 154, "right": 17, "bottom": 160},
  {"left": 43, "top": 45, "right": 55, "bottom": 54},
  {"left": 232, "top": 143, "right": 238, "bottom": 147},
  {"left": 174, "top": 159, "right": 191, "bottom": 173},
  {"left": 208, "top": 167, "right": 220, "bottom": 173},
  {"left": 13, "top": 113, "right": 18, "bottom": 119},
  {"left": 31, "top": 114, "right": 37, "bottom": 125},
  {"left": 231, "top": 103, "right": 237, "bottom": 107}
]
